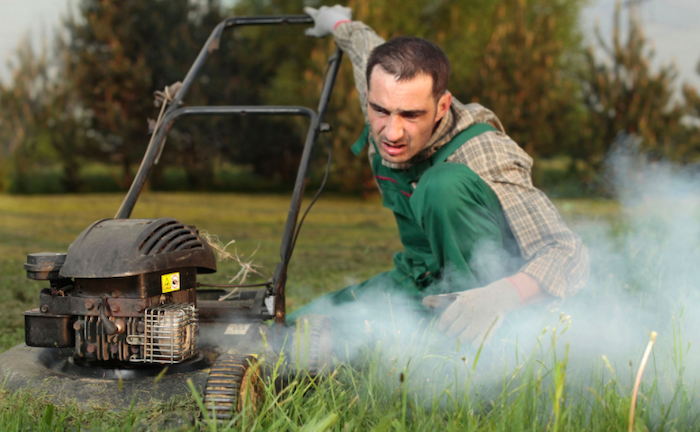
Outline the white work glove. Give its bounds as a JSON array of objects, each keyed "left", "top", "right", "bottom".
[
  {"left": 422, "top": 278, "right": 522, "bottom": 347},
  {"left": 303, "top": 5, "right": 352, "bottom": 38}
]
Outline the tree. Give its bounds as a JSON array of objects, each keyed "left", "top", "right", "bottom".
[
  {"left": 0, "top": 38, "right": 50, "bottom": 193},
  {"left": 0, "top": 37, "right": 88, "bottom": 193},
  {"left": 576, "top": 1, "right": 684, "bottom": 179},
  {"left": 678, "top": 64, "right": 700, "bottom": 162},
  {"left": 462, "top": 0, "right": 587, "bottom": 159},
  {"left": 62, "top": 0, "right": 229, "bottom": 189}
]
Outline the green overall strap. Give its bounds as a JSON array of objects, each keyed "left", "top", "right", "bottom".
[
  {"left": 351, "top": 125, "right": 370, "bottom": 156},
  {"left": 430, "top": 123, "right": 498, "bottom": 164},
  {"left": 365, "top": 122, "right": 500, "bottom": 289}
]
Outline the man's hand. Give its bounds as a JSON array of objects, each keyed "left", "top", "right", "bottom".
[
  {"left": 422, "top": 278, "right": 522, "bottom": 346},
  {"left": 304, "top": 5, "right": 352, "bottom": 38}
]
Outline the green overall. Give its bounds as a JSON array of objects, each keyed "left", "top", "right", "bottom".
[{"left": 288, "top": 123, "right": 521, "bottom": 323}]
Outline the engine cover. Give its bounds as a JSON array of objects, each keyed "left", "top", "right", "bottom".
[
  {"left": 23, "top": 217, "right": 216, "bottom": 365},
  {"left": 60, "top": 217, "right": 216, "bottom": 278}
]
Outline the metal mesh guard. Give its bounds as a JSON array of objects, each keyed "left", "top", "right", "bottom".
[{"left": 143, "top": 303, "right": 198, "bottom": 364}]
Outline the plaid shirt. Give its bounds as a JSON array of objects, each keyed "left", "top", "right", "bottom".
[{"left": 334, "top": 22, "right": 589, "bottom": 298}]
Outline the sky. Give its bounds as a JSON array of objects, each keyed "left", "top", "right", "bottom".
[
  {"left": 582, "top": 0, "right": 700, "bottom": 90},
  {"left": 1, "top": 0, "right": 699, "bottom": 90},
  {"left": 0, "top": 0, "right": 69, "bottom": 77}
]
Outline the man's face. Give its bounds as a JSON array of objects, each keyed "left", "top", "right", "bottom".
[{"left": 367, "top": 66, "right": 451, "bottom": 164}]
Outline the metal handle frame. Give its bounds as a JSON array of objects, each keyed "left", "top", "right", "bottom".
[{"left": 113, "top": 15, "right": 344, "bottom": 324}]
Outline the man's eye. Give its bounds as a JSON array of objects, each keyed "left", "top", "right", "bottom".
[
  {"left": 403, "top": 114, "right": 419, "bottom": 119},
  {"left": 371, "top": 105, "right": 388, "bottom": 115}
]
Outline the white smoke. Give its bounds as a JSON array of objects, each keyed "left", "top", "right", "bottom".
[{"left": 292, "top": 132, "right": 700, "bottom": 420}]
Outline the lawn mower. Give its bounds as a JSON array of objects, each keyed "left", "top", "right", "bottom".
[{"left": 0, "top": 14, "right": 340, "bottom": 421}]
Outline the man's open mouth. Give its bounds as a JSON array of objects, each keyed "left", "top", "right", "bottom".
[{"left": 382, "top": 141, "right": 407, "bottom": 156}]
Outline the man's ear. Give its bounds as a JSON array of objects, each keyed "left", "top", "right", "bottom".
[{"left": 435, "top": 91, "right": 452, "bottom": 123}]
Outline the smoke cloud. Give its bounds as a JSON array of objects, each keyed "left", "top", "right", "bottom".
[{"left": 298, "top": 132, "right": 700, "bottom": 417}]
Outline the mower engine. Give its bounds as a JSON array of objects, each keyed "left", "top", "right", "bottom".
[{"left": 23, "top": 217, "right": 216, "bottom": 365}]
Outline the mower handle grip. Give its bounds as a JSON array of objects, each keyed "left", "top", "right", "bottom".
[{"left": 222, "top": 15, "right": 314, "bottom": 27}]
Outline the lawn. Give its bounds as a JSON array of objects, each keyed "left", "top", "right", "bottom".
[{"left": 0, "top": 192, "right": 697, "bottom": 431}]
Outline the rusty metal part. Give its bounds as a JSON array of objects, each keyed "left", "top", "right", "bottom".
[
  {"left": 99, "top": 299, "right": 118, "bottom": 336},
  {"left": 39, "top": 288, "right": 196, "bottom": 318},
  {"left": 72, "top": 269, "right": 198, "bottom": 299},
  {"left": 75, "top": 316, "right": 140, "bottom": 361},
  {"left": 115, "top": 320, "right": 127, "bottom": 334},
  {"left": 23, "top": 310, "right": 74, "bottom": 348},
  {"left": 24, "top": 252, "right": 66, "bottom": 280}
]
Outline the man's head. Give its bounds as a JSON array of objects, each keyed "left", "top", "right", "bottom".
[{"left": 366, "top": 36, "right": 452, "bottom": 164}]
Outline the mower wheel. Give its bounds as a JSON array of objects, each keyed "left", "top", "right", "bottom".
[
  {"left": 203, "top": 354, "right": 262, "bottom": 423},
  {"left": 286, "top": 314, "right": 334, "bottom": 380}
]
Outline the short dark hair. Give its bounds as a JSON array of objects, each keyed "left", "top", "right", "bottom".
[{"left": 366, "top": 36, "right": 451, "bottom": 101}]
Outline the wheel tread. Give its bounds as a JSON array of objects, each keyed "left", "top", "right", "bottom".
[
  {"left": 202, "top": 354, "right": 259, "bottom": 423},
  {"left": 286, "top": 314, "right": 333, "bottom": 380}
]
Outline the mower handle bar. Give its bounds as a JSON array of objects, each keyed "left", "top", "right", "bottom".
[
  {"left": 114, "top": 15, "right": 343, "bottom": 324},
  {"left": 116, "top": 15, "right": 317, "bottom": 219},
  {"left": 159, "top": 105, "right": 316, "bottom": 125}
]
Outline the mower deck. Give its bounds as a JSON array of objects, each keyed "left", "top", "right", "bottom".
[
  {"left": 0, "top": 293, "right": 279, "bottom": 409},
  {"left": 0, "top": 344, "right": 212, "bottom": 408}
]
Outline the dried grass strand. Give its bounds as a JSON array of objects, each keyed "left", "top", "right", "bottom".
[
  {"left": 629, "top": 331, "right": 657, "bottom": 432},
  {"left": 199, "top": 231, "right": 267, "bottom": 301}
]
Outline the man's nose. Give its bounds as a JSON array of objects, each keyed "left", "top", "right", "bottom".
[{"left": 384, "top": 115, "right": 404, "bottom": 142}]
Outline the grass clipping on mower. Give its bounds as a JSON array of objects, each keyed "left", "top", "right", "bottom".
[{"left": 199, "top": 232, "right": 267, "bottom": 301}]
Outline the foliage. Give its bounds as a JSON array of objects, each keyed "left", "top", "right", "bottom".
[
  {"left": 62, "top": 0, "right": 236, "bottom": 189},
  {"left": 1, "top": 0, "right": 700, "bottom": 195},
  {"left": 679, "top": 77, "right": 700, "bottom": 162},
  {"left": 0, "top": 38, "right": 89, "bottom": 193},
  {"left": 576, "top": 2, "right": 687, "bottom": 181},
  {"left": 463, "top": 0, "right": 587, "bottom": 159}
]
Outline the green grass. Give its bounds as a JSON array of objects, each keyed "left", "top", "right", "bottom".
[{"left": 1, "top": 192, "right": 698, "bottom": 430}]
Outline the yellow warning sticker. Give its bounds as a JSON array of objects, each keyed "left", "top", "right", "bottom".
[{"left": 161, "top": 272, "right": 181, "bottom": 293}]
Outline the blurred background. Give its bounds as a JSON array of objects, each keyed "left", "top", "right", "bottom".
[{"left": 1, "top": 0, "right": 699, "bottom": 198}]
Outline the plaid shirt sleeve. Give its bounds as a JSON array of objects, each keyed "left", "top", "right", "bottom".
[
  {"left": 333, "top": 22, "right": 385, "bottom": 119},
  {"left": 447, "top": 130, "right": 590, "bottom": 298}
]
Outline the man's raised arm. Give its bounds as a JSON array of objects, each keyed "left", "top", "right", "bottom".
[{"left": 305, "top": 6, "right": 384, "bottom": 119}]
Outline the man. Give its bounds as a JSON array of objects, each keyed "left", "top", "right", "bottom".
[{"left": 290, "top": 5, "right": 589, "bottom": 345}]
